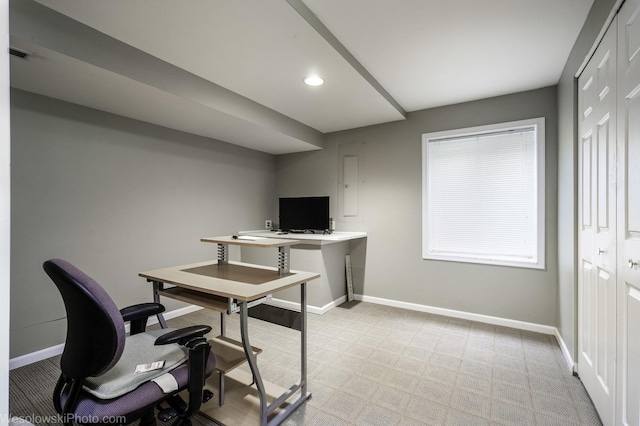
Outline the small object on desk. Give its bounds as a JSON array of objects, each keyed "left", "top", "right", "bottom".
[{"left": 236, "top": 235, "right": 267, "bottom": 241}]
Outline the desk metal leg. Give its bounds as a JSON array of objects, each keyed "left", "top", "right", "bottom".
[
  {"left": 239, "top": 284, "right": 311, "bottom": 426},
  {"left": 300, "top": 282, "right": 308, "bottom": 397},
  {"left": 239, "top": 301, "right": 268, "bottom": 424},
  {"left": 218, "top": 312, "right": 227, "bottom": 406},
  {"left": 152, "top": 280, "right": 168, "bottom": 329},
  {"left": 218, "top": 372, "right": 225, "bottom": 406},
  {"left": 278, "top": 246, "right": 290, "bottom": 275}
]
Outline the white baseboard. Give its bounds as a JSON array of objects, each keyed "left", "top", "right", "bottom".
[
  {"left": 9, "top": 343, "right": 66, "bottom": 371},
  {"left": 354, "top": 293, "right": 576, "bottom": 370},
  {"left": 355, "top": 294, "right": 556, "bottom": 334},
  {"left": 147, "top": 304, "right": 204, "bottom": 326},
  {"left": 9, "top": 305, "right": 204, "bottom": 370},
  {"left": 267, "top": 295, "right": 347, "bottom": 315},
  {"left": 554, "top": 327, "right": 577, "bottom": 374}
]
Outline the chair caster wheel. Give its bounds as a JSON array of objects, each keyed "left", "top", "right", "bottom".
[{"left": 157, "top": 406, "right": 178, "bottom": 422}]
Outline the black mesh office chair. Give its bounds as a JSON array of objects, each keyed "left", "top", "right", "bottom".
[{"left": 43, "top": 259, "right": 216, "bottom": 425}]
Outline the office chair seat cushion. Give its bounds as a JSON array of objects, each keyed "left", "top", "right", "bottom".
[
  {"left": 60, "top": 349, "right": 216, "bottom": 422},
  {"left": 83, "top": 332, "right": 188, "bottom": 399}
]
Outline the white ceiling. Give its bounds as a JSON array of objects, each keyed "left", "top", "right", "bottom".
[{"left": 9, "top": 0, "right": 594, "bottom": 155}]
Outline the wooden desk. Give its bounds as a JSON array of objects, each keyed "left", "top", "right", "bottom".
[{"left": 140, "top": 252, "right": 319, "bottom": 426}]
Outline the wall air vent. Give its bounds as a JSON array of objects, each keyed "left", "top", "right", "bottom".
[{"left": 9, "top": 48, "right": 30, "bottom": 60}]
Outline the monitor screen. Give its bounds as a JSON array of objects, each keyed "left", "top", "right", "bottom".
[{"left": 279, "top": 196, "right": 330, "bottom": 232}]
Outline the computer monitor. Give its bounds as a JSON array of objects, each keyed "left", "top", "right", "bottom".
[{"left": 278, "top": 196, "right": 330, "bottom": 232}]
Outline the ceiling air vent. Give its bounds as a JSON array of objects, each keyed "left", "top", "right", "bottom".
[{"left": 9, "top": 48, "right": 30, "bottom": 60}]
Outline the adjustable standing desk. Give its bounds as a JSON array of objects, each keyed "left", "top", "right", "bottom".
[{"left": 139, "top": 236, "right": 319, "bottom": 425}]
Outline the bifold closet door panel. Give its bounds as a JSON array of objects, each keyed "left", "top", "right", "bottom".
[
  {"left": 616, "top": 0, "right": 640, "bottom": 424},
  {"left": 578, "top": 16, "right": 617, "bottom": 426}
]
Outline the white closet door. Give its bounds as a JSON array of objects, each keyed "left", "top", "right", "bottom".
[
  {"left": 616, "top": 0, "right": 640, "bottom": 424},
  {"left": 578, "top": 17, "right": 618, "bottom": 426}
]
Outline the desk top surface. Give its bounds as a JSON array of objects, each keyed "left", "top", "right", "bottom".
[
  {"left": 140, "top": 260, "right": 320, "bottom": 301},
  {"left": 240, "top": 230, "right": 367, "bottom": 244}
]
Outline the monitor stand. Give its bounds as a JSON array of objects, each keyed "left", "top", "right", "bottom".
[{"left": 287, "top": 229, "right": 313, "bottom": 234}]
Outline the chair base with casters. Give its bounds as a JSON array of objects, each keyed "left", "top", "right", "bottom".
[{"left": 43, "top": 259, "right": 217, "bottom": 425}]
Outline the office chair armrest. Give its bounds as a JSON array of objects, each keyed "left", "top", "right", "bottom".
[
  {"left": 120, "top": 302, "right": 165, "bottom": 322},
  {"left": 120, "top": 303, "right": 165, "bottom": 335},
  {"left": 154, "top": 325, "right": 212, "bottom": 346},
  {"left": 156, "top": 327, "right": 214, "bottom": 421}
]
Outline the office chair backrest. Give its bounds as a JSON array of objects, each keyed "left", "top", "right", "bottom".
[{"left": 43, "top": 259, "right": 126, "bottom": 380}]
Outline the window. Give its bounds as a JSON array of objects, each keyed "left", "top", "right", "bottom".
[{"left": 422, "top": 118, "right": 545, "bottom": 269}]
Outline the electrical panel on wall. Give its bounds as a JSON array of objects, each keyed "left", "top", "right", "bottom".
[
  {"left": 343, "top": 155, "right": 359, "bottom": 216},
  {"left": 338, "top": 141, "right": 366, "bottom": 223}
]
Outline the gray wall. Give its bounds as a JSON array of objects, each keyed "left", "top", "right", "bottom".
[
  {"left": 556, "top": 0, "right": 619, "bottom": 361},
  {"left": 10, "top": 89, "right": 277, "bottom": 358},
  {"left": 278, "top": 87, "right": 558, "bottom": 325}
]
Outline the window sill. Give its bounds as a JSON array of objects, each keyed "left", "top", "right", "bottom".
[{"left": 422, "top": 253, "right": 545, "bottom": 270}]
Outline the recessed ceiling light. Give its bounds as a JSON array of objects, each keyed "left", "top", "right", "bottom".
[{"left": 303, "top": 75, "right": 324, "bottom": 86}]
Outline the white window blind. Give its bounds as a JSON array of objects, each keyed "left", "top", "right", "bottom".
[{"left": 422, "top": 118, "right": 545, "bottom": 269}]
